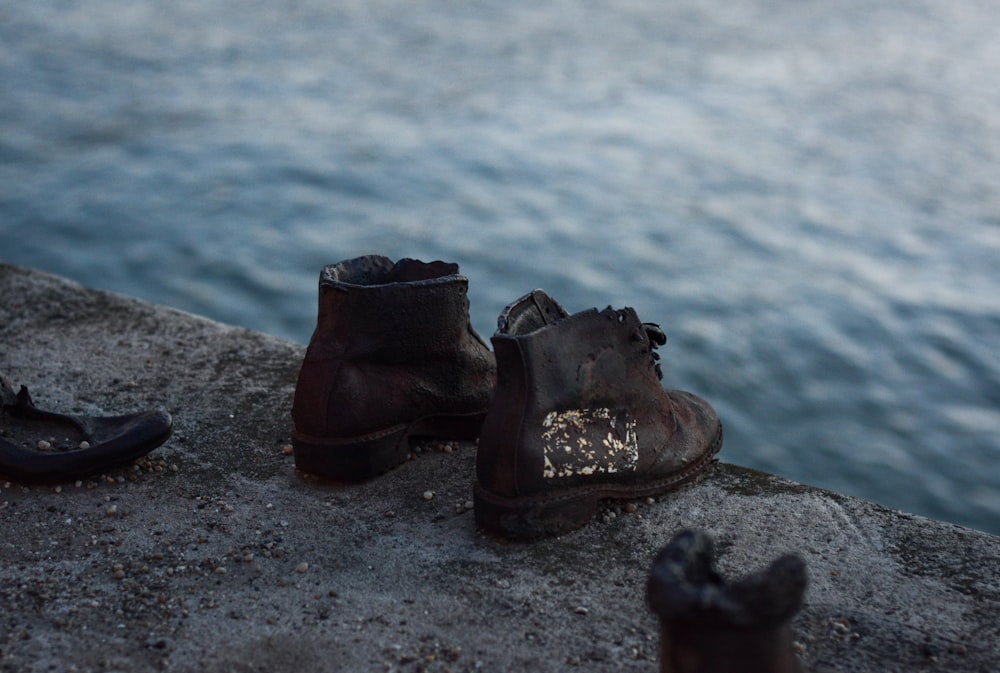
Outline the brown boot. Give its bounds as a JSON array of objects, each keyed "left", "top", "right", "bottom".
[
  {"left": 647, "top": 529, "right": 807, "bottom": 673},
  {"left": 474, "top": 290, "right": 722, "bottom": 539},
  {"left": 291, "top": 255, "right": 496, "bottom": 480}
]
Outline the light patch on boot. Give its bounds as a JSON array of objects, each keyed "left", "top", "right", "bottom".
[{"left": 541, "top": 408, "right": 638, "bottom": 479}]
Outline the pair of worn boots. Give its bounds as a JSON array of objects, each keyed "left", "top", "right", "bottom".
[{"left": 291, "top": 255, "right": 723, "bottom": 539}]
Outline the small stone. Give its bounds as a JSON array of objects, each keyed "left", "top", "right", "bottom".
[
  {"left": 624, "top": 502, "right": 638, "bottom": 514},
  {"left": 422, "top": 490, "right": 434, "bottom": 501},
  {"left": 831, "top": 619, "right": 850, "bottom": 635},
  {"left": 214, "top": 566, "right": 227, "bottom": 575},
  {"left": 37, "top": 440, "right": 51, "bottom": 450},
  {"left": 295, "top": 562, "right": 309, "bottom": 574},
  {"left": 463, "top": 500, "right": 474, "bottom": 510},
  {"left": 574, "top": 606, "right": 589, "bottom": 615},
  {"left": 281, "top": 444, "right": 294, "bottom": 456},
  {"left": 78, "top": 440, "right": 91, "bottom": 450},
  {"left": 106, "top": 505, "right": 118, "bottom": 517}
]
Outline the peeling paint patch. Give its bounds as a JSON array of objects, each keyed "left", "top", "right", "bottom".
[{"left": 541, "top": 408, "right": 638, "bottom": 479}]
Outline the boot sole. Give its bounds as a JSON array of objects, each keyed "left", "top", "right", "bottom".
[
  {"left": 474, "top": 423, "right": 723, "bottom": 540},
  {"left": 292, "top": 411, "right": 486, "bottom": 481}
]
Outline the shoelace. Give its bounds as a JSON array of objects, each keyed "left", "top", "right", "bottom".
[
  {"left": 644, "top": 322, "right": 666, "bottom": 380},
  {"left": 616, "top": 308, "right": 667, "bottom": 380}
]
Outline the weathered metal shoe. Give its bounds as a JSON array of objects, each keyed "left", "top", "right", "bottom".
[
  {"left": 647, "top": 529, "right": 807, "bottom": 673},
  {"left": 474, "top": 289, "right": 723, "bottom": 539},
  {"left": 291, "top": 255, "right": 496, "bottom": 481},
  {"left": 0, "top": 372, "right": 173, "bottom": 483}
]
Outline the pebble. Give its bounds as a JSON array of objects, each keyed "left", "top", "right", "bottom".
[
  {"left": 37, "top": 440, "right": 51, "bottom": 450},
  {"left": 831, "top": 619, "right": 851, "bottom": 636},
  {"left": 624, "top": 502, "right": 638, "bottom": 514},
  {"left": 422, "top": 490, "right": 434, "bottom": 501},
  {"left": 78, "top": 440, "right": 91, "bottom": 450},
  {"left": 574, "top": 606, "right": 589, "bottom": 615},
  {"left": 295, "top": 562, "right": 309, "bottom": 574}
]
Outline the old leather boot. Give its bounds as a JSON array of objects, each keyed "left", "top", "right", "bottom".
[
  {"left": 474, "top": 289, "right": 723, "bottom": 539},
  {"left": 647, "top": 529, "right": 807, "bottom": 673},
  {"left": 291, "top": 255, "right": 496, "bottom": 480}
]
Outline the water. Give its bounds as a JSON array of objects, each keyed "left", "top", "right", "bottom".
[{"left": 2, "top": 0, "right": 999, "bottom": 534}]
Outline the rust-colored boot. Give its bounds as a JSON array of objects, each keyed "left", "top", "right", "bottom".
[
  {"left": 291, "top": 255, "right": 496, "bottom": 480},
  {"left": 647, "top": 529, "right": 807, "bottom": 673},
  {"left": 474, "top": 290, "right": 722, "bottom": 539}
]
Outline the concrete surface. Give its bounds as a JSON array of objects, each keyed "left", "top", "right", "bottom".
[{"left": 0, "top": 261, "right": 997, "bottom": 673}]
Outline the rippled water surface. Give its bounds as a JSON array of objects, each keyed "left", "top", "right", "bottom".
[{"left": 3, "top": 0, "right": 999, "bottom": 533}]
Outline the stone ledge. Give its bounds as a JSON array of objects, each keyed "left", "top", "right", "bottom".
[{"left": 1, "top": 262, "right": 997, "bottom": 672}]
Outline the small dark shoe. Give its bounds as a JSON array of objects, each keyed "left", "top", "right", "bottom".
[
  {"left": 291, "top": 255, "right": 496, "bottom": 481},
  {"left": 474, "top": 290, "right": 723, "bottom": 539},
  {"left": 647, "top": 529, "right": 807, "bottom": 673},
  {"left": 0, "top": 373, "right": 173, "bottom": 484}
]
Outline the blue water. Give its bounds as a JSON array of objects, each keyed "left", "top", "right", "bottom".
[{"left": 3, "top": 0, "right": 999, "bottom": 534}]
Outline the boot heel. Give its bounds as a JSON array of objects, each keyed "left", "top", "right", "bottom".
[
  {"left": 293, "top": 426, "right": 409, "bottom": 481},
  {"left": 473, "top": 483, "right": 599, "bottom": 540}
]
